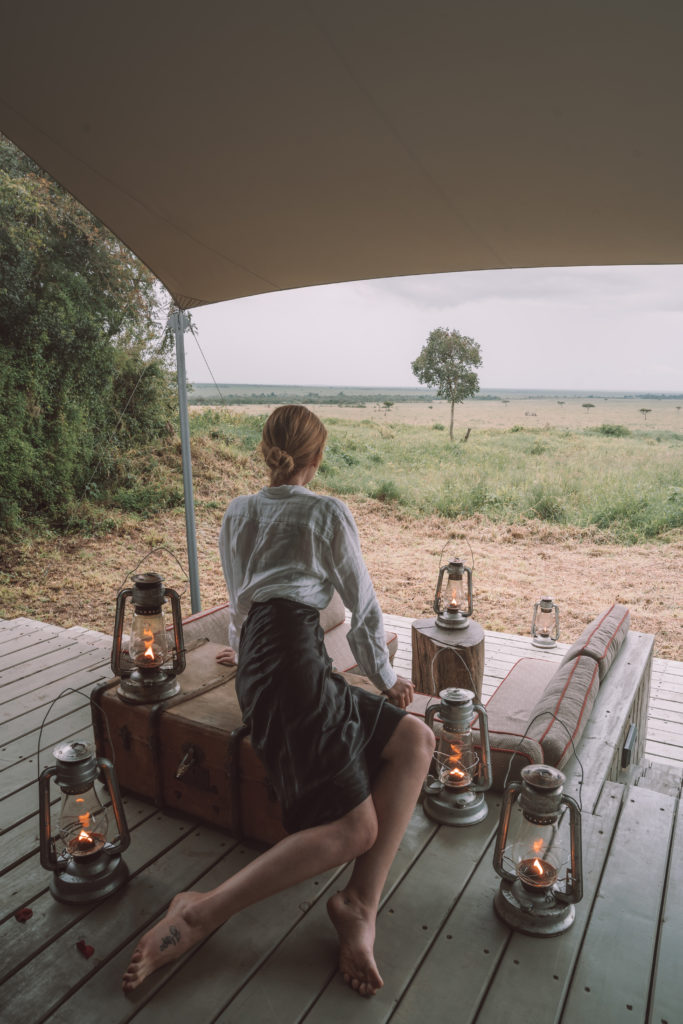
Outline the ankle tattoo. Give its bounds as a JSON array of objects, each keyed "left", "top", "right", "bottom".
[{"left": 159, "top": 925, "right": 181, "bottom": 951}]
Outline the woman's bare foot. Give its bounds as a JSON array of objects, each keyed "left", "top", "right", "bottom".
[
  {"left": 327, "top": 889, "right": 383, "bottom": 997},
  {"left": 122, "top": 892, "right": 211, "bottom": 993}
]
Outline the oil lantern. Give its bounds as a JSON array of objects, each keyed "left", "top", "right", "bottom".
[
  {"left": 39, "top": 740, "right": 130, "bottom": 903},
  {"left": 433, "top": 558, "right": 473, "bottom": 630},
  {"left": 111, "top": 571, "right": 186, "bottom": 703},
  {"left": 423, "top": 687, "right": 492, "bottom": 825},
  {"left": 531, "top": 596, "right": 560, "bottom": 648},
  {"left": 492, "top": 764, "right": 583, "bottom": 935}
]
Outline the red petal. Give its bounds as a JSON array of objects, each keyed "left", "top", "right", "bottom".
[
  {"left": 76, "top": 940, "right": 95, "bottom": 959},
  {"left": 14, "top": 907, "right": 33, "bottom": 923}
]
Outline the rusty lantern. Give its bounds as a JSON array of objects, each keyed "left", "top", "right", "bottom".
[
  {"left": 423, "top": 687, "right": 492, "bottom": 826},
  {"left": 112, "top": 571, "right": 185, "bottom": 703},
  {"left": 39, "top": 740, "right": 130, "bottom": 903},
  {"left": 531, "top": 596, "right": 560, "bottom": 648},
  {"left": 492, "top": 764, "right": 583, "bottom": 936},
  {"left": 433, "top": 558, "right": 473, "bottom": 630}
]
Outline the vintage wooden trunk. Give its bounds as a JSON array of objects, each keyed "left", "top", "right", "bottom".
[{"left": 92, "top": 639, "right": 429, "bottom": 846}]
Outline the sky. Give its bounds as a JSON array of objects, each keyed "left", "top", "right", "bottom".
[{"left": 186, "top": 265, "right": 683, "bottom": 392}]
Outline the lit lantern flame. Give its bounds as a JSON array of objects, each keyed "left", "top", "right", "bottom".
[
  {"left": 142, "top": 625, "right": 156, "bottom": 661},
  {"left": 78, "top": 830, "right": 93, "bottom": 844},
  {"left": 448, "top": 744, "right": 467, "bottom": 780},
  {"left": 532, "top": 857, "right": 544, "bottom": 874}
]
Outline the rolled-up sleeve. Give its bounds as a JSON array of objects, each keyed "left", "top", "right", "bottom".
[{"left": 326, "top": 504, "right": 396, "bottom": 692}]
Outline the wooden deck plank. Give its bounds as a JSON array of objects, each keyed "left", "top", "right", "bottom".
[
  {"left": 474, "top": 782, "right": 624, "bottom": 1024},
  {"left": 54, "top": 854, "right": 348, "bottom": 1024},
  {"left": 0, "top": 649, "right": 110, "bottom": 711},
  {"left": 0, "top": 824, "right": 237, "bottom": 1024},
  {"left": 0, "top": 709, "right": 95, "bottom": 796},
  {"left": 0, "top": 802, "right": 200, "bottom": 982},
  {"left": 0, "top": 616, "right": 681, "bottom": 1024},
  {"left": 208, "top": 808, "right": 442, "bottom": 1024},
  {"left": 1, "top": 684, "right": 103, "bottom": 744},
  {"left": 301, "top": 802, "right": 505, "bottom": 1024},
  {"left": 0, "top": 796, "right": 160, "bottom": 922},
  {"left": 648, "top": 793, "right": 683, "bottom": 1024},
  {"left": 0, "top": 641, "right": 109, "bottom": 693},
  {"left": 0, "top": 633, "right": 96, "bottom": 677},
  {"left": 560, "top": 785, "right": 676, "bottom": 1023}
]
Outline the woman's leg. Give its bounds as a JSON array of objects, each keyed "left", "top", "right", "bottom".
[
  {"left": 327, "top": 714, "right": 435, "bottom": 995},
  {"left": 122, "top": 797, "right": 378, "bottom": 993}
]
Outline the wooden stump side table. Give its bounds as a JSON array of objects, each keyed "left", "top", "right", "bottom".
[{"left": 411, "top": 618, "right": 485, "bottom": 701}]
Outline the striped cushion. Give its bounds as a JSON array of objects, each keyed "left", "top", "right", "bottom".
[
  {"left": 560, "top": 604, "right": 630, "bottom": 681},
  {"left": 526, "top": 654, "right": 600, "bottom": 767}
]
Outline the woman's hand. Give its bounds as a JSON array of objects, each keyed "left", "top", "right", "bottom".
[
  {"left": 215, "top": 646, "right": 237, "bottom": 666},
  {"left": 385, "top": 676, "right": 415, "bottom": 709}
]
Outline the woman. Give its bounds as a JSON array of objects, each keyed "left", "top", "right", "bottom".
[{"left": 123, "top": 406, "right": 434, "bottom": 998}]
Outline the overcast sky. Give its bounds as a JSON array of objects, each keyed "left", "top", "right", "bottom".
[{"left": 186, "top": 265, "right": 683, "bottom": 392}]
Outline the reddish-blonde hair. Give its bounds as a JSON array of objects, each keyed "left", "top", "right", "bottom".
[{"left": 261, "top": 405, "right": 328, "bottom": 486}]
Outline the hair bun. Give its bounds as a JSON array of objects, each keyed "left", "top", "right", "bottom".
[{"left": 265, "top": 445, "right": 295, "bottom": 476}]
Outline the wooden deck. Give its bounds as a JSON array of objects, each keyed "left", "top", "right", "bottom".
[{"left": 1, "top": 614, "right": 682, "bottom": 1023}]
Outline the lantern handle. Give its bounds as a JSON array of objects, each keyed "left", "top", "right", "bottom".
[
  {"left": 432, "top": 564, "right": 448, "bottom": 616},
  {"left": 423, "top": 703, "right": 442, "bottom": 780},
  {"left": 471, "top": 700, "right": 493, "bottom": 792},
  {"left": 38, "top": 765, "right": 60, "bottom": 870},
  {"left": 97, "top": 757, "right": 131, "bottom": 855},
  {"left": 492, "top": 780, "right": 522, "bottom": 882},
  {"left": 165, "top": 587, "right": 186, "bottom": 674},
  {"left": 111, "top": 586, "right": 133, "bottom": 677},
  {"left": 556, "top": 793, "right": 583, "bottom": 904}
]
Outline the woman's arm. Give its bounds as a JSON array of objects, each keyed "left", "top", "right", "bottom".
[{"left": 326, "top": 502, "right": 401, "bottom": 693}]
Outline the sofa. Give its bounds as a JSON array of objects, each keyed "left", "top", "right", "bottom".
[{"left": 470, "top": 604, "right": 633, "bottom": 791}]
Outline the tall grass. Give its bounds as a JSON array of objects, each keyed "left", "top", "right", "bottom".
[
  {"left": 92, "top": 409, "right": 680, "bottom": 545},
  {"left": 315, "top": 420, "right": 682, "bottom": 543}
]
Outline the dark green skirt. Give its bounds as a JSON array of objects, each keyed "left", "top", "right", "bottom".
[{"left": 236, "top": 598, "right": 404, "bottom": 833}]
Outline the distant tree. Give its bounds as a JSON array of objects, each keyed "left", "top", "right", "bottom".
[
  {"left": 557, "top": 400, "right": 565, "bottom": 406},
  {"left": 582, "top": 403, "right": 595, "bottom": 413},
  {"left": 383, "top": 400, "right": 394, "bottom": 415},
  {"left": 639, "top": 408, "right": 652, "bottom": 421},
  {"left": 411, "top": 327, "right": 482, "bottom": 440}
]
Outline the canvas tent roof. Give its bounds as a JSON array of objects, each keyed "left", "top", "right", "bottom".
[{"left": 1, "top": 2, "right": 682, "bottom": 309}]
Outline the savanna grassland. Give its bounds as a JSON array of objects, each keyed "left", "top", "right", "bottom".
[{"left": 1, "top": 394, "right": 681, "bottom": 660}]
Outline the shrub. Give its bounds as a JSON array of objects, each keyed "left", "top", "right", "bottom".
[
  {"left": 368, "top": 480, "right": 402, "bottom": 503},
  {"left": 595, "top": 424, "right": 631, "bottom": 437}
]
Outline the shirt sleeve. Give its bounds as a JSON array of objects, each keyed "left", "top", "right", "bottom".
[
  {"left": 325, "top": 502, "right": 397, "bottom": 692},
  {"left": 218, "top": 508, "right": 243, "bottom": 658}
]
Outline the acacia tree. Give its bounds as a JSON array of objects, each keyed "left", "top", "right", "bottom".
[{"left": 411, "top": 327, "right": 482, "bottom": 440}]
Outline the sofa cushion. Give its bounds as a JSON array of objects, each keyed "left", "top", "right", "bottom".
[
  {"left": 319, "top": 590, "right": 346, "bottom": 632},
  {"left": 472, "top": 730, "right": 545, "bottom": 791},
  {"left": 560, "top": 603, "right": 630, "bottom": 681},
  {"left": 526, "top": 654, "right": 600, "bottom": 768},
  {"left": 484, "top": 658, "right": 557, "bottom": 733},
  {"left": 181, "top": 602, "right": 230, "bottom": 647}
]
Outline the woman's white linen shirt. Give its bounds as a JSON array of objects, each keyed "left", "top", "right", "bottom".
[{"left": 218, "top": 485, "right": 397, "bottom": 692}]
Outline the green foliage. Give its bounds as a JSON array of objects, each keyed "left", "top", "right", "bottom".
[
  {"left": 0, "top": 136, "right": 175, "bottom": 530},
  {"left": 368, "top": 480, "right": 402, "bottom": 503},
  {"left": 411, "top": 327, "right": 482, "bottom": 440},
  {"left": 594, "top": 423, "right": 631, "bottom": 437}
]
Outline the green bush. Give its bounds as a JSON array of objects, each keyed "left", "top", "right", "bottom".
[
  {"left": 0, "top": 135, "right": 175, "bottom": 531},
  {"left": 368, "top": 480, "right": 402, "bottom": 503},
  {"left": 594, "top": 424, "right": 631, "bottom": 437}
]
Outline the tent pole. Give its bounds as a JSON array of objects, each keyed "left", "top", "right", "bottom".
[{"left": 171, "top": 309, "right": 201, "bottom": 613}]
